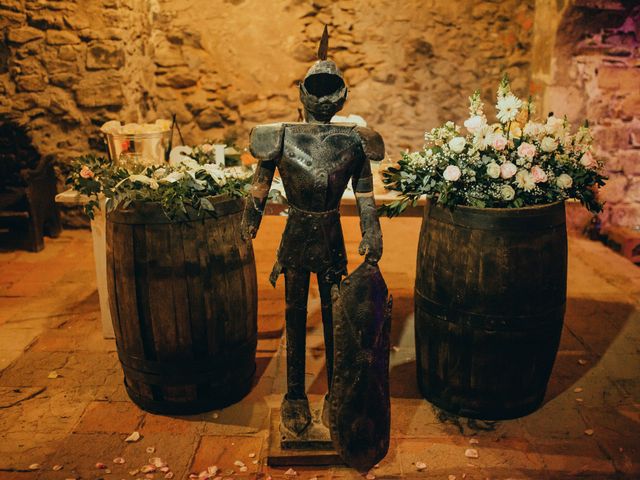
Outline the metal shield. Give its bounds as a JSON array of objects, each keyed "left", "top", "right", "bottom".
[{"left": 328, "top": 261, "right": 392, "bottom": 471}]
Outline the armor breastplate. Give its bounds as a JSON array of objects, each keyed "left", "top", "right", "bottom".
[{"left": 279, "top": 124, "right": 361, "bottom": 211}]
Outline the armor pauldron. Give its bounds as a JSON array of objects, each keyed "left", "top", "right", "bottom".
[
  {"left": 249, "top": 123, "right": 286, "bottom": 161},
  {"left": 356, "top": 127, "right": 385, "bottom": 162}
]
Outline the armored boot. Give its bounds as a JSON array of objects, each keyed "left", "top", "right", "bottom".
[{"left": 281, "top": 394, "right": 312, "bottom": 435}]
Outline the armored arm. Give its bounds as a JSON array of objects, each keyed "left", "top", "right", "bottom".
[
  {"left": 241, "top": 124, "right": 285, "bottom": 239},
  {"left": 353, "top": 127, "right": 385, "bottom": 263}
]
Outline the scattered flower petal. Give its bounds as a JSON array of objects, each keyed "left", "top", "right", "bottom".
[
  {"left": 53, "top": 464, "right": 64, "bottom": 471},
  {"left": 585, "top": 429, "right": 594, "bottom": 436},
  {"left": 469, "top": 438, "right": 479, "bottom": 445},
  {"left": 149, "top": 458, "right": 166, "bottom": 468},
  {"left": 574, "top": 387, "right": 583, "bottom": 393},
  {"left": 129, "top": 469, "right": 140, "bottom": 476},
  {"left": 465, "top": 449, "right": 479, "bottom": 459},
  {"left": 366, "top": 473, "right": 376, "bottom": 480},
  {"left": 47, "top": 371, "right": 59, "bottom": 379},
  {"left": 207, "top": 466, "right": 219, "bottom": 475},
  {"left": 29, "top": 464, "right": 40, "bottom": 470},
  {"left": 233, "top": 461, "right": 245, "bottom": 468},
  {"left": 449, "top": 476, "right": 457, "bottom": 480},
  {"left": 578, "top": 359, "right": 587, "bottom": 365},
  {"left": 248, "top": 453, "right": 256, "bottom": 458},
  {"left": 576, "top": 398, "right": 584, "bottom": 403},
  {"left": 415, "top": 461, "right": 427, "bottom": 471},
  {"left": 146, "top": 447, "right": 156, "bottom": 454},
  {"left": 113, "top": 457, "right": 125, "bottom": 464},
  {"left": 125, "top": 431, "right": 141, "bottom": 442},
  {"left": 165, "top": 473, "right": 174, "bottom": 479},
  {"left": 141, "top": 465, "right": 157, "bottom": 473},
  {"left": 239, "top": 466, "right": 248, "bottom": 472},
  {"left": 160, "top": 466, "right": 170, "bottom": 473},
  {"left": 285, "top": 468, "right": 297, "bottom": 476}
]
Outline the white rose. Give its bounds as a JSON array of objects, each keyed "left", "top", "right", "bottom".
[
  {"left": 556, "top": 173, "right": 573, "bottom": 189},
  {"left": 486, "top": 162, "right": 501, "bottom": 179},
  {"left": 464, "top": 115, "right": 486, "bottom": 133},
  {"left": 443, "top": 165, "right": 462, "bottom": 181},
  {"left": 448, "top": 136, "right": 467, "bottom": 153},
  {"left": 500, "top": 185, "right": 515, "bottom": 201},
  {"left": 540, "top": 136, "right": 558, "bottom": 153}
]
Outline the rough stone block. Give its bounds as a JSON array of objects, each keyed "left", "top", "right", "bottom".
[
  {"left": 27, "top": 9, "right": 65, "bottom": 29},
  {"left": 7, "top": 26, "right": 44, "bottom": 44},
  {"left": 610, "top": 203, "right": 640, "bottom": 227},
  {"left": 156, "top": 68, "right": 197, "bottom": 88},
  {"left": 46, "top": 29, "right": 80, "bottom": 45},
  {"left": 0, "top": 10, "right": 26, "bottom": 29},
  {"left": 598, "top": 66, "right": 640, "bottom": 90},
  {"left": 50, "top": 71, "right": 78, "bottom": 87},
  {"left": 15, "top": 74, "right": 47, "bottom": 92},
  {"left": 86, "top": 41, "right": 125, "bottom": 70},
  {"left": 619, "top": 150, "right": 640, "bottom": 176},
  {"left": 592, "top": 124, "right": 631, "bottom": 151},
  {"left": 600, "top": 175, "right": 629, "bottom": 203},
  {"left": 626, "top": 177, "right": 640, "bottom": 202},
  {"left": 74, "top": 72, "right": 124, "bottom": 108},
  {"left": 153, "top": 40, "right": 186, "bottom": 68},
  {"left": 195, "top": 108, "right": 224, "bottom": 129}
]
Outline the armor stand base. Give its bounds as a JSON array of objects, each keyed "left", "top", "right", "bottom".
[{"left": 267, "top": 406, "right": 344, "bottom": 467}]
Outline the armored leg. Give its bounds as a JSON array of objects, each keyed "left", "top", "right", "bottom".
[
  {"left": 318, "top": 269, "right": 342, "bottom": 427},
  {"left": 282, "top": 268, "right": 312, "bottom": 435}
]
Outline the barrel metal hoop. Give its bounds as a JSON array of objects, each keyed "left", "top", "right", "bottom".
[
  {"left": 120, "top": 356, "right": 256, "bottom": 386},
  {"left": 415, "top": 290, "right": 565, "bottom": 331},
  {"left": 123, "top": 365, "right": 256, "bottom": 415},
  {"left": 426, "top": 202, "right": 566, "bottom": 231},
  {"left": 117, "top": 336, "right": 257, "bottom": 384}
]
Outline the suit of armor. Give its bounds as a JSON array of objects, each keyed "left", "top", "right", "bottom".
[{"left": 241, "top": 34, "right": 384, "bottom": 437}]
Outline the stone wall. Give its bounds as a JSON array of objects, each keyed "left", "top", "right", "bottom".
[
  {"left": 533, "top": 0, "right": 640, "bottom": 229},
  {"left": 0, "top": 0, "right": 534, "bottom": 167}
]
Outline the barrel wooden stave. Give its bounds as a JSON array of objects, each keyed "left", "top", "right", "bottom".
[
  {"left": 415, "top": 202, "right": 567, "bottom": 420},
  {"left": 106, "top": 196, "right": 257, "bottom": 414}
]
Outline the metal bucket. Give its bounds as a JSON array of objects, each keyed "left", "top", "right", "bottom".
[{"left": 104, "top": 130, "right": 172, "bottom": 167}]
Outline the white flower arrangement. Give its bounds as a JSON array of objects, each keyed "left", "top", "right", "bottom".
[
  {"left": 67, "top": 144, "right": 253, "bottom": 220},
  {"left": 380, "top": 75, "right": 607, "bottom": 216}
]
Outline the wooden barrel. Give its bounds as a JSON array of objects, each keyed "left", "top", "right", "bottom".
[
  {"left": 415, "top": 201, "right": 567, "bottom": 420},
  {"left": 106, "top": 195, "right": 257, "bottom": 414}
]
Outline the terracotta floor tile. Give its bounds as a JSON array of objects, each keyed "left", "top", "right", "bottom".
[
  {"left": 190, "top": 435, "right": 265, "bottom": 476},
  {"left": 74, "top": 400, "right": 144, "bottom": 433}
]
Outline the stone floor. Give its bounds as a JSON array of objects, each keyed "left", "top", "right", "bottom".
[{"left": 0, "top": 216, "right": 639, "bottom": 480}]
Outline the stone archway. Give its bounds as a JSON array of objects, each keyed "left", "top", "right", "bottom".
[{"left": 533, "top": 0, "right": 640, "bottom": 228}]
